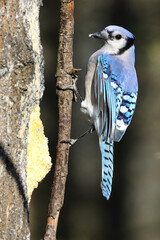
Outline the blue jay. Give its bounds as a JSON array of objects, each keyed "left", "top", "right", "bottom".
[{"left": 81, "top": 25, "right": 138, "bottom": 200}]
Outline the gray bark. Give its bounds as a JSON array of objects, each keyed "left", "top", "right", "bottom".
[{"left": 0, "top": 0, "right": 44, "bottom": 239}]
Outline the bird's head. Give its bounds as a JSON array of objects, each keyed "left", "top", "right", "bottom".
[{"left": 89, "top": 25, "right": 135, "bottom": 55}]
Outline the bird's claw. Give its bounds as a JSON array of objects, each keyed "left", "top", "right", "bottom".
[
  {"left": 60, "top": 138, "right": 78, "bottom": 146},
  {"left": 56, "top": 73, "right": 82, "bottom": 102},
  {"left": 71, "top": 77, "right": 79, "bottom": 102},
  {"left": 89, "top": 125, "right": 95, "bottom": 133}
]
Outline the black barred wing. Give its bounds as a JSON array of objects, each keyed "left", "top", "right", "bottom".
[
  {"left": 94, "top": 54, "right": 137, "bottom": 142},
  {"left": 110, "top": 75, "right": 137, "bottom": 142},
  {"left": 114, "top": 92, "right": 138, "bottom": 141}
]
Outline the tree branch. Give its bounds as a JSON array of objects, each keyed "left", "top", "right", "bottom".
[{"left": 44, "top": 1, "right": 74, "bottom": 239}]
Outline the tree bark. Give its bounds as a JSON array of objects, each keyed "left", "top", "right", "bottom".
[
  {"left": 0, "top": 0, "right": 44, "bottom": 239},
  {"left": 44, "top": 0, "right": 74, "bottom": 239}
]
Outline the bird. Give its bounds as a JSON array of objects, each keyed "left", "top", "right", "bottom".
[{"left": 81, "top": 25, "right": 138, "bottom": 200}]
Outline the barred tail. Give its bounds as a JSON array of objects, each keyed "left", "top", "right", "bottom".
[{"left": 100, "top": 139, "right": 114, "bottom": 200}]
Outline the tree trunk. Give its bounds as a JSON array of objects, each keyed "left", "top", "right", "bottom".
[{"left": 0, "top": 1, "right": 47, "bottom": 239}]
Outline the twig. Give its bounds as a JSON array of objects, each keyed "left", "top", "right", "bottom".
[{"left": 43, "top": 0, "right": 74, "bottom": 239}]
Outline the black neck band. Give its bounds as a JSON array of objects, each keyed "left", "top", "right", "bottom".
[{"left": 118, "top": 37, "right": 135, "bottom": 55}]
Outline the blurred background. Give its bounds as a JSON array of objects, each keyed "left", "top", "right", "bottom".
[{"left": 30, "top": 0, "right": 160, "bottom": 239}]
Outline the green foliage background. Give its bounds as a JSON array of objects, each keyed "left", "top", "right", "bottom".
[{"left": 30, "top": 1, "right": 160, "bottom": 239}]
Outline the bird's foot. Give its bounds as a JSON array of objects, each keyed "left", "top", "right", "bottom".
[
  {"left": 60, "top": 138, "right": 78, "bottom": 146},
  {"left": 56, "top": 68, "right": 83, "bottom": 102},
  {"left": 88, "top": 124, "right": 95, "bottom": 133},
  {"left": 60, "top": 125, "right": 95, "bottom": 146}
]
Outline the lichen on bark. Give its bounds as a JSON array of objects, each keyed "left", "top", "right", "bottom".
[{"left": 0, "top": 1, "right": 50, "bottom": 239}]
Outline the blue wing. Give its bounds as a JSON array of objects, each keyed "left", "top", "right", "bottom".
[
  {"left": 94, "top": 55, "right": 117, "bottom": 140},
  {"left": 93, "top": 54, "right": 137, "bottom": 199}
]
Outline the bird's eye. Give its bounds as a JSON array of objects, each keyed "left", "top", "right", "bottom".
[{"left": 115, "top": 34, "right": 122, "bottom": 40}]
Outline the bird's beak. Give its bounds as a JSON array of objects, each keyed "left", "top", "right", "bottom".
[{"left": 89, "top": 31, "right": 103, "bottom": 39}]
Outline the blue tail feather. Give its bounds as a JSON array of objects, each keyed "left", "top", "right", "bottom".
[{"left": 101, "top": 139, "right": 114, "bottom": 200}]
